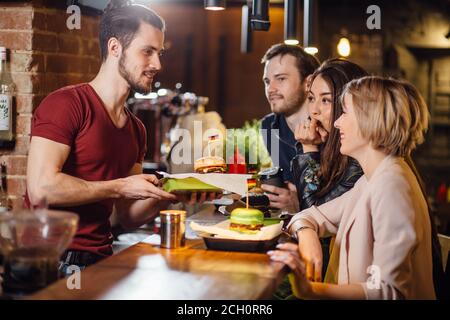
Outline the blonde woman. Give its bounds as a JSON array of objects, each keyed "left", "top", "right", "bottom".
[{"left": 268, "top": 76, "right": 443, "bottom": 299}]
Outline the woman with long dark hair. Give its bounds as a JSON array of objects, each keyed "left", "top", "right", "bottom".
[
  {"left": 290, "top": 58, "right": 368, "bottom": 281},
  {"left": 292, "top": 58, "right": 368, "bottom": 210}
]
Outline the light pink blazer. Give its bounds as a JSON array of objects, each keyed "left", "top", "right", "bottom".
[{"left": 288, "top": 155, "right": 436, "bottom": 299}]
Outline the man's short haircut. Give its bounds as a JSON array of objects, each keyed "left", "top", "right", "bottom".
[
  {"left": 99, "top": 0, "right": 166, "bottom": 61},
  {"left": 261, "top": 43, "right": 320, "bottom": 81},
  {"left": 342, "top": 76, "right": 429, "bottom": 157}
]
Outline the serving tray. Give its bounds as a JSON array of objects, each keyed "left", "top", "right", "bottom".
[{"left": 199, "top": 232, "right": 281, "bottom": 252}]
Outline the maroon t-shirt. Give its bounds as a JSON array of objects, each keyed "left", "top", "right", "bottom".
[{"left": 28, "top": 83, "right": 147, "bottom": 257}]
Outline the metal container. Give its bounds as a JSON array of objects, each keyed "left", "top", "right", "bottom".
[
  {"left": 159, "top": 210, "right": 186, "bottom": 249},
  {"left": 258, "top": 167, "right": 286, "bottom": 189}
]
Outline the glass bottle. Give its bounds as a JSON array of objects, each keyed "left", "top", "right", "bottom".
[{"left": 0, "top": 47, "right": 15, "bottom": 148}]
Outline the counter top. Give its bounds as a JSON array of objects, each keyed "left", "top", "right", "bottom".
[{"left": 29, "top": 205, "right": 288, "bottom": 300}]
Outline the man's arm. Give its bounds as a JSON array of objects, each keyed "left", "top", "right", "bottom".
[
  {"left": 114, "top": 163, "right": 170, "bottom": 230},
  {"left": 26, "top": 136, "right": 176, "bottom": 207},
  {"left": 115, "top": 163, "right": 222, "bottom": 230}
]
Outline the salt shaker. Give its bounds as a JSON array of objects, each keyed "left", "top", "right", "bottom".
[{"left": 159, "top": 210, "right": 186, "bottom": 249}]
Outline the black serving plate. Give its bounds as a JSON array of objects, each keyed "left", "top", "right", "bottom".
[{"left": 199, "top": 232, "right": 281, "bottom": 253}]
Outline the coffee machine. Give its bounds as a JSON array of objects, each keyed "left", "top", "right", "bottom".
[{"left": 127, "top": 84, "right": 210, "bottom": 174}]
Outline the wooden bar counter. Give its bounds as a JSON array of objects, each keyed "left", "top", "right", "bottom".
[{"left": 29, "top": 205, "right": 288, "bottom": 300}]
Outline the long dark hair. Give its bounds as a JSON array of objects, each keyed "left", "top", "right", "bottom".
[
  {"left": 310, "top": 59, "right": 368, "bottom": 198},
  {"left": 99, "top": 0, "right": 165, "bottom": 61}
]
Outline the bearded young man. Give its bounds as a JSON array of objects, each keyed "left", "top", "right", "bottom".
[
  {"left": 26, "top": 1, "right": 214, "bottom": 271},
  {"left": 260, "top": 44, "right": 319, "bottom": 212}
]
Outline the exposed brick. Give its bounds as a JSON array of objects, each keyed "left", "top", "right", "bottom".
[
  {"left": 90, "top": 40, "right": 100, "bottom": 57},
  {"left": 11, "top": 73, "right": 44, "bottom": 95},
  {"left": 42, "top": 73, "right": 61, "bottom": 94},
  {"left": 46, "top": 54, "right": 90, "bottom": 74},
  {"left": 0, "top": 155, "right": 27, "bottom": 176},
  {"left": 46, "top": 11, "right": 70, "bottom": 34},
  {"left": 32, "top": 32, "right": 58, "bottom": 52},
  {"left": 57, "top": 35, "right": 81, "bottom": 55},
  {"left": 0, "top": 31, "right": 33, "bottom": 51},
  {"left": 6, "top": 177, "right": 27, "bottom": 197},
  {"left": 91, "top": 23, "right": 100, "bottom": 39},
  {"left": 67, "top": 73, "right": 92, "bottom": 85},
  {"left": 11, "top": 52, "right": 45, "bottom": 73},
  {"left": 45, "top": 55, "right": 68, "bottom": 73},
  {"left": 15, "top": 94, "right": 33, "bottom": 113},
  {"left": 29, "top": 1, "right": 50, "bottom": 9},
  {"left": 43, "top": 73, "right": 90, "bottom": 93},
  {"left": 0, "top": 4, "right": 102, "bottom": 185},
  {"left": 0, "top": 9, "right": 33, "bottom": 30},
  {"left": 0, "top": 3, "right": 33, "bottom": 9},
  {"left": 57, "top": 74, "right": 86, "bottom": 88},
  {"left": 88, "top": 57, "right": 101, "bottom": 74},
  {"left": 11, "top": 73, "right": 33, "bottom": 94},
  {"left": 74, "top": 57, "right": 93, "bottom": 74},
  {"left": 33, "top": 74, "right": 46, "bottom": 95},
  {"left": 16, "top": 94, "right": 45, "bottom": 113},
  {"left": 11, "top": 135, "right": 30, "bottom": 156},
  {"left": 80, "top": 39, "right": 89, "bottom": 56},
  {"left": 46, "top": 10, "right": 86, "bottom": 37},
  {"left": 16, "top": 114, "right": 32, "bottom": 136},
  {"left": 81, "top": 39, "right": 100, "bottom": 57},
  {"left": 32, "top": 11, "right": 47, "bottom": 31},
  {"left": 83, "top": 17, "right": 100, "bottom": 39}
]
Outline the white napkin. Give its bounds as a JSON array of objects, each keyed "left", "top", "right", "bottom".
[
  {"left": 159, "top": 172, "right": 252, "bottom": 196},
  {"left": 141, "top": 234, "right": 161, "bottom": 245},
  {"left": 190, "top": 220, "right": 283, "bottom": 241}
]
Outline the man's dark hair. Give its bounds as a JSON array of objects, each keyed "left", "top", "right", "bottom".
[
  {"left": 261, "top": 43, "right": 320, "bottom": 81},
  {"left": 99, "top": 0, "right": 166, "bottom": 61}
]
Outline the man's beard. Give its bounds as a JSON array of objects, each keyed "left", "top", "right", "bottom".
[
  {"left": 272, "top": 87, "right": 307, "bottom": 117},
  {"left": 118, "top": 54, "right": 153, "bottom": 95}
]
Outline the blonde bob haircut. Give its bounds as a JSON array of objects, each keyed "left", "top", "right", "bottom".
[{"left": 341, "top": 76, "right": 429, "bottom": 157}]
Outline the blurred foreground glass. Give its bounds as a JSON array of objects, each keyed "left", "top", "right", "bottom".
[
  {"left": 160, "top": 210, "right": 186, "bottom": 249},
  {"left": 0, "top": 209, "right": 78, "bottom": 297}
]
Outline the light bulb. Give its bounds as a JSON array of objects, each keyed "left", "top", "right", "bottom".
[
  {"left": 304, "top": 47, "right": 318, "bottom": 55},
  {"left": 337, "top": 37, "right": 351, "bottom": 57},
  {"left": 205, "top": 6, "right": 225, "bottom": 11},
  {"left": 204, "top": 0, "right": 226, "bottom": 11},
  {"left": 284, "top": 39, "right": 299, "bottom": 45}
]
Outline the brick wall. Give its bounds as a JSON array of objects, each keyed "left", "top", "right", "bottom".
[{"left": 0, "top": 2, "right": 101, "bottom": 209}]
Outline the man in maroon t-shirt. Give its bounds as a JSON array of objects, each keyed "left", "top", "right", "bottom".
[{"left": 26, "top": 2, "right": 215, "bottom": 270}]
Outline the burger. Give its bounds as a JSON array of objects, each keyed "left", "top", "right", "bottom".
[
  {"left": 229, "top": 207, "right": 264, "bottom": 234},
  {"left": 194, "top": 156, "right": 227, "bottom": 173}
]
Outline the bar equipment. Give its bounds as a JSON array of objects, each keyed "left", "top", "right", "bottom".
[{"left": 0, "top": 209, "right": 78, "bottom": 297}]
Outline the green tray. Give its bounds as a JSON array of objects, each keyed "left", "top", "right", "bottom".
[
  {"left": 163, "top": 177, "right": 222, "bottom": 193},
  {"left": 262, "top": 218, "right": 283, "bottom": 226}
]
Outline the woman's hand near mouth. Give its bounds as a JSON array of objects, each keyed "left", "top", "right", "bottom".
[{"left": 295, "top": 118, "right": 326, "bottom": 152}]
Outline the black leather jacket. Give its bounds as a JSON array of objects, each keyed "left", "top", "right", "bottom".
[{"left": 291, "top": 148, "right": 363, "bottom": 211}]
